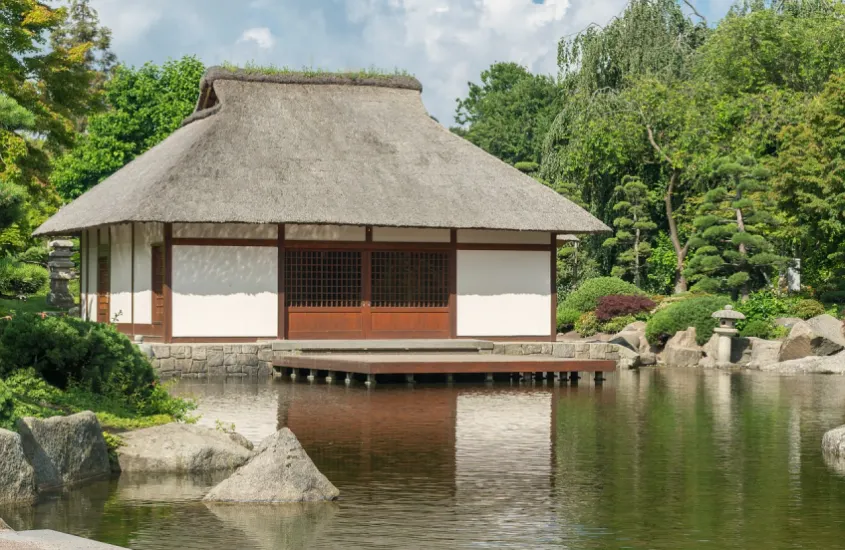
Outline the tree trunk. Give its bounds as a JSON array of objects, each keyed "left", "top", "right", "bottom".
[
  {"left": 664, "top": 171, "right": 688, "bottom": 294},
  {"left": 634, "top": 211, "right": 641, "bottom": 288},
  {"left": 735, "top": 191, "right": 749, "bottom": 301}
]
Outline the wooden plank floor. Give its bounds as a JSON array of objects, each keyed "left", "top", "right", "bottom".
[{"left": 275, "top": 353, "right": 615, "bottom": 375}]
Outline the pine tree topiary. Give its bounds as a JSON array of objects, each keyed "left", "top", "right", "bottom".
[
  {"left": 685, "top": 156, "right": 787, "bottom": 300},
  {"left": 603, "top": 176, "right": 657, "bottom": 288}
]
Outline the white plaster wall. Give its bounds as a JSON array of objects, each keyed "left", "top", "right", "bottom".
[
  {"left": 172, "top": 245, "right": 278, "bottom": 337},
  {"left": 456, "top": 250, "right": 552, "bottom": 337},
  {"left": 133, "top": 223, "right": 163, "bottom": 325},
  {"left": 173, "top": 223, "right": 277, "bottom": 239},
  {"left": 285, "top": 224, "right": 365, "bottom": 241},
  {"left": 109, "top": 225, "right": 133, "bottom": 324},
  {"left": 372, "top": 227, "right": 451, "bottom": 243},
  {"left": 85, "top": 229, "right": 98, "bottom": 321},
  {"left": 457, "top": 230, "right": 550, "bottom": 245}
]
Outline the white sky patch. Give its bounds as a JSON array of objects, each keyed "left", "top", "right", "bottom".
[{"left": 238, "top": 27, "right": 276, "bottom": 49}]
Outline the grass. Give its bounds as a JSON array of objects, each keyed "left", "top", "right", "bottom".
[
  {"left": 219, "top": 61, "right": 414, "bottom": 79},
  {"left": 0, "top": 279, "right": 79, "bottom": 316}
]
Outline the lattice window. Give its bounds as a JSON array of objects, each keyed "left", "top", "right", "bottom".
[
  {"left": 285, "top": 250, "right": 362, "bottom": 307},
  {"left": 371, "top": 251, "right": 449, "bottom": 308}
]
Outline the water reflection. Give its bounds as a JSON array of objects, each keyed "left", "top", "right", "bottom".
[{"left": 4, "top": 370, "right": 845, "bottom": 549}]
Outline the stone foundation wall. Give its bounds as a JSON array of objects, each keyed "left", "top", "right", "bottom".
[{"left": 140, "top": 340, "right": 639, "bottom": 378}]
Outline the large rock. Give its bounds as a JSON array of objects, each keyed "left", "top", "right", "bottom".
[
  {"left": 610, "top": 321, "right": 656, "bottom": 367},
  {"left": 116, "top": 423, "right": 253, "bottom": 473},
  {"left": 746, "top": 338, "right": 783, "bottom": 369},
  {"left": 823, "top": 424, "right": 845, "bottom": 475},
  {"left": 204, "top": 428, "right": 339, "bottom": 503},
  {"left": 16, "top": 412, "right": 110, "bottom": 491},
  {"left": 759, "top": 350, "right": 845, "bottom": 374},
  {"left": 699, "top": 335, "right": 753, "bottom": 368},
  {"left": 778, "top": 315, "right": 845, "bottom": 362},
  {"left": 661, "top": 327, "right": 703, "bottom": 367},
  {"left": 0, "top": 429, "right": 36, "bottom": 504}
]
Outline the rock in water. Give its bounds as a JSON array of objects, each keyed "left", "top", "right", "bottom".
[
  {"left": 0, "top": 430, "right": 36, "bottom": 504},
  {"left": 661, "top": 327, "right": 703, "bottom": 367},
  {"left": 779, "top": 315, "right": 845, "bottom": 362},
  {"left": 16, "top": 412, "right": 110, "bottom": 491},
  {"left": 204, "top": 428, "right": 339, "bottom": 503},
  {"left": 117, "top": 424, "right": 253, "bottom": 473}
]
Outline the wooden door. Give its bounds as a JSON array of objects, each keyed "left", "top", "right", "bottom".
[
  {"left": 97, "top": 256, "right": 109, "bottom": 323},
  {"left": 151, "top": 245, "right": 165, "bottom": 327}
]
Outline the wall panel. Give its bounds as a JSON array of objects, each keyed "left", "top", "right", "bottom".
[
  {"left": 457, "top": 230, "right": 550, "bottom": 245},
  {"left": 173, "top": 223, "right": 277, "bottom": 239},
  {"left": 372, "top": 227, "right": 451, "bottom": 243},
  {"left": 285, "top": 224, "right": 365, "bottom": 241}
]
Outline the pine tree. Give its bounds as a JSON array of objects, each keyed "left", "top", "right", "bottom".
[
  {"left": 685, "top": 156, "right": 787, "bottom": 299},
  {"left": 603, "top": 176, "right": 657, "bottom": 288}
]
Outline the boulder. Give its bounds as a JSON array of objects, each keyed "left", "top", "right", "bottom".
[
  {"left": 778, "top": 315, "right": 845, "bottom": 362},
  {"left": 0, "top": 430, "right": 36, "bottom": 504},
  {"left": 661, "top": 327, "right": 703, "bottom": 367},
  {"left": 759, "top": 350, "right": 845, "bottom": 374},
  {"left": 228, "top": 432, "right": 254, "bottom": 451},
  {"left": 610, "top": 321, "right": 656, "bottom": 367},
  {"left": 699, "top": 335, "right": 753, "bottom": 368},
  {"left": 16, "top": 412, "right": 110, "bottom": 491},
  {"left": 116, "top": 423, "right": 253, "bottom": 473},
  {"left": 204, "top": 428, "right": 339, "bottom": 503},
  {"left": 746, "top": 338, "right": 783, "bottom": 369},
  {"left": 0, "top": 518, "right": 12, "bottom": 531},
  {"left": 823, "top": 424, "right": 845, "bottom": 475}
]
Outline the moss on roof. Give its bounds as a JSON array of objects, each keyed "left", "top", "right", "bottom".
[{"left": 219, "top": 61, "right": 414, "bottom": 79}]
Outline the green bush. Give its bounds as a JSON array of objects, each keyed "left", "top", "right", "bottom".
[
  {"left": 600, "top": 315, "right": 637, "bottom": 334},
  {"left": 0, "top": 379, "right": 16, "bottom": 430},
  {"left": 792, "top": 299, "right": 825, "bottom": 319},
  {"left": 0, "top": 259, "right": 48, "bottom": 296},
  {"left": 0, "top": 314, "right": 156, "bottom": 407},
  {"left": 16, "top": 246, "right": 49, "bottom": 266},
  {"left": 557, "top": 307, "right": 581, "bottom": 332},
  {"left": 646, "top": 295, "right": 731, "bottom": 346},
  {"left": 735, "top": 291, "right": 791, "bottom": 324},
  {"left": 739, "top": 318, "right": 776, "bottom": 339},
  {"left": 820, "top": 290, "right": 845, "bottom": 304},
  {"left": 561, "top": 277, "right": 646, "bottom": 313},
  {"left": 575, "top": 312, "right": 601, "bottom": 337}
]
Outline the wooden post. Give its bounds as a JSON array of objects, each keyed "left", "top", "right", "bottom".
[
  {"left": 550, "top": 233, "right": 558, "bottom": 343},
  {"left": 278, "top": 223, "right": 286, "bottom": 340},
  {"left": 130, "top": 224, "right": 135, "bottom": 339},
  {"left": 449, "top": 229, "right": 457, "bottom": 339},
  {"left": 164, "top": 223, "right": 173, "bottom": 343}
]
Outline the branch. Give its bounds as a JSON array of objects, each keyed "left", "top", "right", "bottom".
[
  {"left": 643, "top": 116, "right": 676, "bottom": 168},
  {"left": 682, "top": 0, "right": 707, "bottom": 25}
]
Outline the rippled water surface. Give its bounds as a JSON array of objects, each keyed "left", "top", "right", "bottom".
[{"left": 6, "top": 369, "right": 845, "bottom": 549}]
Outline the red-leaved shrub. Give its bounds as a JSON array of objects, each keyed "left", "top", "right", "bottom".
[{"left": 595, "top": 295, "right": 656, "bottom": 321}]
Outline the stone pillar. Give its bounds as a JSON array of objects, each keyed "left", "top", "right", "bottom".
[
  {"left": 46, "top": 240, "right": 75, "bottom": 309},
  {"left": 714, "top": 327, "right": 737, "bottom": 365}
]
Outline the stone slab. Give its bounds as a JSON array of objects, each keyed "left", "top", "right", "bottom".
[{"left": 0, "top": 530, "right": 126, "bottom": 549}]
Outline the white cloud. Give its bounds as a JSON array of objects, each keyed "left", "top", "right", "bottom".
[{"left": 238, "top": 27, "right": 277, "bottom": 50}]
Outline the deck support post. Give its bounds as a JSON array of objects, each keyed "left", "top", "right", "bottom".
[
  {"left": 307, "top": 369, "right": 317, "bottom": 382},
  {"left": 365, "top": 373, "right": 376, "bottom": 387},
  {"left": 485, "top": 373, "right": 494, "bottom": 383},
  {"left": 569, "top": 371, "right": 580, "bottom": 384},
  {"left": 289, "top": 369, "right": 297, "bottom": 380},
  {"left": 345, "top": 372, "right": 352, "bottom": 385},
  {"left": 325, "top": 371, "right": 335, "bottom": 383},
  {"left": 446, "top": 374, "right": 454, "bottom": 384},
  {"left": 594, "top": 372, "right": 605, "bottom": 384},
  {"left": 405, "top": 374, "right": 415, "bottom": 384}
]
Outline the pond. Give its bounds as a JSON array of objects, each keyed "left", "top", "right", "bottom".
[{"left": 4, "top": 369, "right": 845, "bottom": 549}]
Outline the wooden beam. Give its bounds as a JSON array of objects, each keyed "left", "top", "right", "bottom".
[
  {"left": 80, "top": 231, "right": 86, "bottom": 321},
  {"left": 278, "top": 223, "right": 285, "bottom": 340},
  {"left": 449, "top": 229, "right": 457, "bottom": 339},
  {"left": 130, "top": 224, "right": 135, "bottom": 339},
  {"left": 551, "top": 233, "right": 558, "bottom": 343},
  {"left": 164, "top": 223, "right": 173, "bottom": 344},
  {"left": 171, "top": 238, "right": 277, "bottom": 247}
]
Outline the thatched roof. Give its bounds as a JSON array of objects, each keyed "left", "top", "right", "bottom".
[{"left": 35, "top": 67, "right": 609, "bottom": 236}]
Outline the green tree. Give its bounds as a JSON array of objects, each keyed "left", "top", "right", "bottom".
[
  {"left": 774, "top": 70, "right": 845, "bottom": 281},
  {"left": 0, "top": 94, "right": 32, "bottom": 231},
  {"left": 685, "top": 156, "right": 786, "bottom": 299},
  {"left": 603, "top": 176, "right": 657, "bottom": 287},
  {"left": 51, "top": 56, "right": 206, "bottom": 199},
  {"left": 453, "top": 62, "right": 561, "bottom": 165}
]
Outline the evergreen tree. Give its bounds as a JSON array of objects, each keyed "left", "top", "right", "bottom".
[
  {"left": 685, "top": 156, "right": 787, "bottom": 299},
  {"left": 603, "top": 176, "right": 657, "bottom": 288}
]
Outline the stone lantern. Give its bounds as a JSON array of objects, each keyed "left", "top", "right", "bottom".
[
  {"left": 46, "top": 240, "right": 76, "bottom": 309},
  {"left": 711, "top": 305, "right": 745, "bottom": 365}
]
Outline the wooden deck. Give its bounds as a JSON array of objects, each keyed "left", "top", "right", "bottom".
[{"left": 274, "top": 353, "right": 615, "bottom": 383}]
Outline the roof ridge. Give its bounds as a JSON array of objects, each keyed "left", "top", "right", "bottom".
[{"left": 201, "top": 66, "right": 423, "bottom": 93}]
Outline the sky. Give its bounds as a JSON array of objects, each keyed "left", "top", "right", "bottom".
[{"left": 87, "top": 0, "right": 734, "bottom": 125}]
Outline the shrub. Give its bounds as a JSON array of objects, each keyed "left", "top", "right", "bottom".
[
  {"left": 0, "top": 379, "right": 16, "bottom": 430},
  {"left": 595, "top": 295, "right": 656, "bottom": 321},
  {"left": 600, "top": 315, "right": 637, "bottom": 334},
  {"left": 0, "top": 259, "right": 48, "bottom": 296},
  {"left": 740, "top": 319, "right": 776, "bottom": 339},
  {"left": 561, "top": 277, "right": 645, "bottom": 313},
  {"left": 735, "top": 290, "right": 791, "bottom": 324},
  {"left": 16, "top": 246, "right": 49, "bottom": 266},
  {"left": 0, "top": 314, "right": 156, "bottom": 407},
  {"left": 575, "top": 312, "right": 601, "bottom": 337},
  {"left": 820, "top": 290, "right": 845, "bottom": 304},
  {"left": 557, "top": 307, "right": 581, "bottom": 332},
  {"left": 646, "top": 295, "right": 731, "bottom": 346},
  {"left": 792, "top": 299, "right": 825, "bottom": 320}
]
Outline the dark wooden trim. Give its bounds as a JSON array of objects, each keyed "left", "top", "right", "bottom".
[
  {"left": 550, "top": 233, "right": 558, "bottom": 343},
  {"left": 370, "top": 307, "right": 449, "bottom": 313},
  {"left": 449, "top": 229, "right": 457, "bottom": 339},
  {"left": 171, "top": 238, "right": 277, "bottom": 247},
  {"left": 287, "top": 306, "right": 363, "bottom": 313},
  {"left": 278, "top": 223, "right": 285, "bottom": 340},
  {"left": 365, "top": 226, "right": 373, "bottom": 242},
  {"left": 362, "top": 249, "right": 372, "bottom": 337},
  {"left": 116, "top": 323, "right": 164, "bottom": 337},
  {"left": 130, "top": 224, "right": 135, "bottom": 339},
  {"left": 80, "top": 231, "right": 86, "bottom": 321},
  {"left": 282, "top": 240, "right": 550, "bottom": 251},
  {"left": 457, "top": 243, "right": 553, "bottom": 251},
  {"left": 164, "top": 223, "right": 173, "bottom": 344}
]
